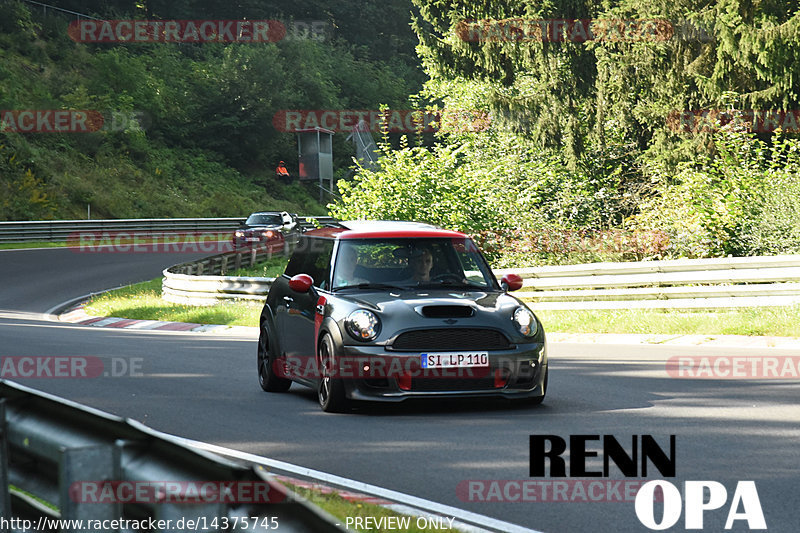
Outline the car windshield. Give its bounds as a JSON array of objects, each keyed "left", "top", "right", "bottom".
[
  {"left": 331, "top": 237, "right": 497, "bottom": 290},
  {"left": 245, "top": 214, "right": 282, "bottom": 226}
]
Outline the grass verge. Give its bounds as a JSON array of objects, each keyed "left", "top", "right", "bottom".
[
  {"left": 227, "top": 255, "right": 289, "bottom": 278},
  {"left": 82, "top": 278, "right": 800, "bottom": 337},
  {"left": 279, "top": 480, "right": 463, "bottom": 533},
  {"left": 9, "top": 485, "right": 59, "bottom": 512},
  {"left": 0, "top": 242, "right": 66, "bottom": 250},
  {"left": 535, "top": 306, "right": 800, "bottom": 337}
]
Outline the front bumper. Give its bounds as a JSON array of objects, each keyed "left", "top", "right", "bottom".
[
  {"left": 338, "top": 342, "right": 547, "bottom": 402},
  {"left": 232, "top": 235, "right": 285, "bottom": 251}
]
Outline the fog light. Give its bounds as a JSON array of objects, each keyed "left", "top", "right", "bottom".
[
  {"left": 493, "top": 369, "right": 509, "bottom": 388},
  {"left": 397, "top": 372, "right": 412, "bottom": 391}
]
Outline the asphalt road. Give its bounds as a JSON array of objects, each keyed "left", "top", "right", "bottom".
[
  {"left": 1, "top": 248, "right": 798, "bottom": 532},
  {"left": 0, "top": 246, "right": 212, "bottom": 313}
]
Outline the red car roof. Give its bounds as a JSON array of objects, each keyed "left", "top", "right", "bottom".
[{"left": 303, "top": 221, "right": 468, "bottom": 240}]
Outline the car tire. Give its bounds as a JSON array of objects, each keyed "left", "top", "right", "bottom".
[
  {"left": 317, "top": 333, "right": 349, "bottom": 413},
  {"left": 258, "top": 327, "right": 291, "bottom": 392},
  {"left": 528, "top": 366, "right": 548, "bottom": 406}
]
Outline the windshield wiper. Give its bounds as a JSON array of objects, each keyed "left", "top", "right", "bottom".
[
  {"left": 333, "top": 282, "right": 409, "bottom": 292},
  {"left": 419, "top": 280, "right": 482, "bottom": 289}
]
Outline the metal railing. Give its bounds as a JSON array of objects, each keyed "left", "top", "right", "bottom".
[
  {"left": 162, "top": 247, "right": 283, "bottom": 305},
  {"left": 20, "top": 0, "right": 105, "bottom": 21},
  {"left": 495, "top": 255, "right": 800, "bottom": 309},
  {"left": 0, "top": 218, "right": 245, "bottom": 244},
  {"left": 0, "top": 380, "right": 345, "bottom": 532},
  {"left": 162, "top": 254, "right": 800, "bottom": 309},
  {"left": 159, "top": 217, "right": 338, "bottom": 305},
  {"left": 0, "top": 216, "right": 338, "bottom": 244}
]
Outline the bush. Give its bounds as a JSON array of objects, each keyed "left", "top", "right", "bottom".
[
  {"left": 330, "top": 137, "right": 496, "bottom": 235},
  {"left": 633, "top": 130, "right": 800, "bottom": 257}
]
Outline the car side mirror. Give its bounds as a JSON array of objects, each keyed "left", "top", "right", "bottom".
[
  {"left": 500, "top": 273, "right": 524, "bottom": 292},
  {"left": 288, "top": 274, "right": 314, "bottom": 293}
]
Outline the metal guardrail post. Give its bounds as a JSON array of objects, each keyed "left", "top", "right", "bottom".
[
  {"left": 116, "top": 439, "right": 230, "bottom": 533},
  {"left": 60, "top": 445, "right": 121, "bottom": 531},
  {"left": 1, "top": 381, "right": 346, "bottom": 533}
]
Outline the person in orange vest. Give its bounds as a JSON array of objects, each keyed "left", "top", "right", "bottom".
[{"left": 276, "top": 161, "right": 291, "bottom": 184}]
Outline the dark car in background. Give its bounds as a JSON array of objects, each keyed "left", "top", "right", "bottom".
[
  {"left": 256, "top": 220, "right": 547, "bottom": 412},
  {"left": 233, "top": 211, "right": 301, "bottom": 249}
]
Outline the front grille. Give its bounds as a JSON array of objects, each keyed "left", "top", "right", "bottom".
[{"left": 392, "top": 328, "right": 511, "bottom": 351}]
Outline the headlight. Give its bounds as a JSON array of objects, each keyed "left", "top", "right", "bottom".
[
  {"left": 262, "top": 230, "right": 274, "bottom": 238},
  {"left": 512, "top": 307, "right": 537, "bottom": 337},
  {"left": 234, "top": 230, "right": 244, "bottom": 237},
  {"left": 345, "top": 310, "right": 380, "bottom": 341}
]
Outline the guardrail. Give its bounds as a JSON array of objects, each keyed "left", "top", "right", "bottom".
[
  {"left": 160, "top": 218, "right": 340, "bottom": 305},
  {"left": 0, "top": 380, "right": 345, "bottom": 532},
  {"left": 0, "top": 218, "right": 245, "bottom": 244},
  {"left": 0, "top": 216, "right": 338, "bottom": 244},
  {"left": 162, "top": 247, "right": 281, "bottom": 305},
  {"left": 495, "top": 255, "right": 800, "bottom": 309},
  {"left": 163, "top": 254, "right": 800, "bottom": 310}
]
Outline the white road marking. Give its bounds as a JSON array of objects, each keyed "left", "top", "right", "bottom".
[{"left": 168, "top": 435, "right": 545, "bottom": 533}]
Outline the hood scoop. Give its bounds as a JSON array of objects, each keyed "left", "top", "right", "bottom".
[{"left": 419, "top": 305, "right": 474, "bottom": 319}]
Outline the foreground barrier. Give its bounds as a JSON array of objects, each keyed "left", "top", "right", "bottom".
[{"left": 0, "top": 380, "right": 345, "bottom": 532}]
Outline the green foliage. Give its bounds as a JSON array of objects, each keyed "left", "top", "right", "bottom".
[
  {"left": 331, "top": 75, "right": 650, "bottom": 265},
  {"left": 0, "top": 1, "right": 422, "bottom": 221},
  {"left": 0, "top": 141, "right": 56, "bottom": 220},
  {"left": 331, "top": 137, "right": 497, "bottom": 234},
  {"left": 411, "top": 0, "right": 800, "bottom": 165},
  {"left": 633, "top": 130, "right": 800, "bottom": 257},
  {"left": 330, "top": 0, "right": 800, "bottom": 265}
]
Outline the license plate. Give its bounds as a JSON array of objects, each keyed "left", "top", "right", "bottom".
[
  {"left": 421, "top": 352, "right": 489, "bottom": 368},
  {"left": 245, "top": 237, "right": 260, "bottom": 242}
]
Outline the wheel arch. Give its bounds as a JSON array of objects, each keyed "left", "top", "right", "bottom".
[{"left": 317, "top": 316, "right": 345, "bottom": 360}]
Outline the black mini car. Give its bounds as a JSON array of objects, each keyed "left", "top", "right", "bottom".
[{"left": 257, "top": 221, "right": 547, "bottom": 412}]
